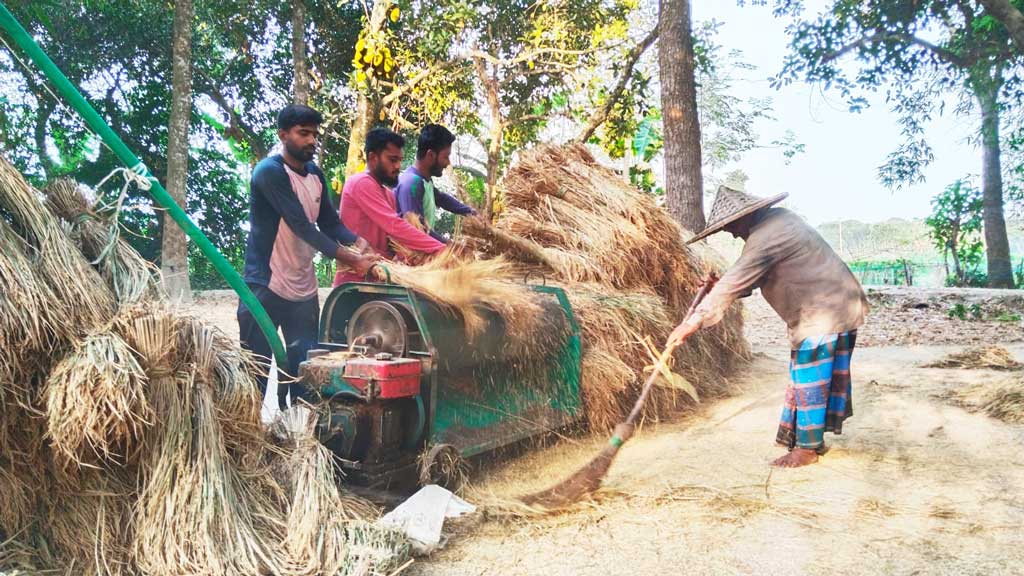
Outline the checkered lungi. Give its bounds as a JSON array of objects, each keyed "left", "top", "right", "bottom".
[{"left": 776, "top": 331, "right": 857, "bottom": 452}]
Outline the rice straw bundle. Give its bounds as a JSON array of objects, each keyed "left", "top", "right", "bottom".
[
  {"left": 189, "top": 376, "right": 283, "bottom": 574},
  {"left": 383, "top": 250, "right": 547, "bottom": 340},
  {"left": 44, "top": 331, "right": 152, "bottom": 466},
  {"left": 45, "top": 468, "right": 135, "bottom": 576},
  {"left": 278, "top": 406, "right": 404, "bottom": 576},
  {"left": 177, "top": 316, "right": 267, "bottom": 460},
  {"left": 950, "top": 378, "right": 1024, "bottom": 424},
  {"left": 0, "top": 455, "right": 40, "bottom": 538},
  {"left": 491, "top": 145, "right": 718, "bottom": 311},
  {"left": 0, "top": 403, "right": 47, "bottom": 532},
  {"left": 136, "top": 372, "right": 286, "bottom": 575},
  {"left": 334, "top": 522, "right": 412, "bottom": 576},
  {"left": 578, "top": 348, "right": 634, "bottom": 433},
  {"left": 565, "top": 285, "right": 719, "bottom": 429},
  {"left": 0, "top": 156, "right": 412, "bottom": 574},
  {"left": 925, "top": 346, "right": 1023, "bottom": 370},
  {"left": 113, "top": 304, "right": 179, "bottom": 373},
  {"left": 0, "top": 217, "right": 54, "bottom": 392},
  {"left": 132, "top": 372, "right": 196, "bottom": 574},
  {"left": 0, "top": 535, "right": 58, "bottom": 575},
  {"left": 456, "top": 144, "right": 749, "bottom": 429},
  {"left": 0, "top": 156, "right": 114, "bottom": 341},
  {"left": 43, "top": 178, "right": 161, "bottom": 306}
]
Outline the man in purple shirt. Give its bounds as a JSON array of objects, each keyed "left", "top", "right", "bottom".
[{"left": 394, "top": 124, "right": 477, "bottom": 243}]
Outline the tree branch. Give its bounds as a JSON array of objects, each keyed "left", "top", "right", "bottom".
[
  {"left": 979, "top": 0, "right": 1024, "bottom": 52},
  {"left": 514, "top": 113, "right": 551, "bottom": 123},
  {"left": 379, "top": 61, "right": 458, "bottom": 106},
  {"left": 194, "top": 69, "right": 268, "bottom": 159},
  {"left": 823, "top": 31, "right": 974, "bottom": 69},
  {"left": 466, "top": 42, "right": 623, "bottom": 68},
  {"left": 453, "top": 164, "right": 487, "bottom": 180},
  {"left": 574, "top": 25, "right": 660, "bottom": 144}
]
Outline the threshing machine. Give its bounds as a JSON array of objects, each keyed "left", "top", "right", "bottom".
[{"left": 299, "top": 280, "right": 583, "bottom": 492}]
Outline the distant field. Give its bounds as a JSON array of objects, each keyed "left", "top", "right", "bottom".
[
  {"left": 817, "top": 218, "right": 1024, "bottom": 287},
  {"left": 706, "top": 217, "right": 1024, "bottom": 288}
]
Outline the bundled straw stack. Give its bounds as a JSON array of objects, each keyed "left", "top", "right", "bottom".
[
  {"left": 0, "top": 156, "right": 408, "bottom": 575},
  {"left": 458, "top": 144, "right": 751, "bottom": 432}
]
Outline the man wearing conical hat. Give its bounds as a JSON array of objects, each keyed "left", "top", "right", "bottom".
[{"left": 667, "top": 183, "right": 868, "bottom": 468}]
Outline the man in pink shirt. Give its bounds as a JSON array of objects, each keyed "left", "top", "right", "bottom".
[{"left": 335, "top": 128, "right": 446, "bottom": 285}]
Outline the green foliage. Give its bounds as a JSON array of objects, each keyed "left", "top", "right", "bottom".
[
  {"left": 0, "top": 0, "right": 809, "bottom": 293},
  {"left": 948, "top": 302, "right": 1021, "bottom": 322},
  {"left": 0, "top": 0, "right": 365, "bottom": 290},
  {"left": 589, "top": 17, "right": 802, "bottom": 195},
  {"left": 315, "top": 257, "right": 336, "bottom": 289},
  {"left": 995, "top": 310, "right": 1023, "bottom": 322},
  {"left": 774, "top": 1, "right": 1024, "bottom": 191},
  {"left": 926, "top": 179, "right": 985, "bottom": 287},
  {"left": 947, "top": 302, "right": 984, "bottom": 321},
  {"left": 461, "top": 173, "right": 486, "bottom": 206}
]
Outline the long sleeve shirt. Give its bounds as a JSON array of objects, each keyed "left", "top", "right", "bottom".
[
  {"left": 394, "top": 166, "right": 476, "bottom": 242},
  {"left": 691, "top": 208, "right": 868, "bottom": 349},
  {"left": 242, "top": 155, "right": 357, "bottom": 300},
  {"left": 335, "top": 171, "right": 445, "bottom": 285}
]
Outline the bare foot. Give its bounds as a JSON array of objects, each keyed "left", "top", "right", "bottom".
[{"left": 771, "top": 448, "right": 819, "bottom": 468}]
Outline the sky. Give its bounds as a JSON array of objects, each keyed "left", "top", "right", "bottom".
[{"left": 692, "top": 0, "right": 981, "bottom": 226}]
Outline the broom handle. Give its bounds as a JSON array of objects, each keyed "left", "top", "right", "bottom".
[{"left": 624, "top": 275, "right": 717, "bottom": 426}]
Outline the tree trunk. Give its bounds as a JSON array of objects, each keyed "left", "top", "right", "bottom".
[
  {"left": 483, "top": 123, "right": 502, "bottom": 220},
  {"left": 950, "top": 241, "right": 962, "bottom": 285},
  {"left": 979, "top": 0, "right": 1024, "bottom": 52},
  {"left": 473, "top": 56, "right": 503, "bottom": 220},
  {"left": 291, "top": 0, "right": 310, "bottom": 105},
  {"left": 344, "top": 96, "right": 380, "bottom": 176},
  {"left": 162, "top": 0, "right": 194, "bottom": 301},
  {"left": 658, "top": 0, "right": 705, "bottom": 233},
  {"left": 343, "top": 1, "right": 390, "bottom": 175},
  {"left": 974, "top": 75, "right": 1014, "bottom": 288},
  {"left": 32, "top": 96, "right": 57, "bottom": 178}
]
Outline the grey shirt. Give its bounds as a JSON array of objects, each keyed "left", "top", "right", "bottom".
[{"left": 692, "top": 208, "right": 868, "bottom": 348}]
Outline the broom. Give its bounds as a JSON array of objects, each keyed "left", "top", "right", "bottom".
[{"left": 520, "top": 274, "right": 719, "bottom": 508}]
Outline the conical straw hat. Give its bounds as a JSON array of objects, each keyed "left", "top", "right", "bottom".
[{"left": 686, "top": 186, "right": 788, "bottom": 244}]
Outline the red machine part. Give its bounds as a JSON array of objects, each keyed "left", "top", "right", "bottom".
[{"left": 342, "top": 354, "right": 422, "bottom": 399}]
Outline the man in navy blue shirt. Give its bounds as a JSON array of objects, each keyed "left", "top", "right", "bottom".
[
  {"left": 394, "top": 124, "right": 477, "bottom": 242},
  {"left": 238, "top": 104, "right": 375, "bottom": 409}
]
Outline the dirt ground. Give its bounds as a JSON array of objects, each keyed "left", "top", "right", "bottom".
[{"left": 190, "top": 286, "right": 1024, "bottom": 576}]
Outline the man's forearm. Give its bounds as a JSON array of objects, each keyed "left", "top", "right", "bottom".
[{"left": 335, "top": 245, "right": 360, "bottom": 266}]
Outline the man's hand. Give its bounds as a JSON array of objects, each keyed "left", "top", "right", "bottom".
[
  {"left": 665, "top": 317, "right": 701, "bottom": 350},
  {"left": 466, "top": 213, "right": 489, "bottom": 228},
  {"left": 354, "top": 237, "right": 373, "bottom": 255},
  {"left": 336, "top": 244, "right": 380, "bottom": 278}
]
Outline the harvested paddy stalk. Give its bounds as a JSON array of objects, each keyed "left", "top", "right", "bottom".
[
  {"left": 0, "top": 156, "right": 114, "bottom": 342},
  {"left": 0, "top": 218, "right": 49, "bottom": 396},
  {"left": 375, "top": 250, "right": 547, "bottom": 341},
  {"left": 925, "top": 346, "right": 1022, "bottom": 371},
  {"left": 0, "top": 155, "right": 412, "bottom": 575},
  {"left": 457, "top": 144, "right": 749, "bottom": 431},
  {"left": 43, "top": 178, "right": 161, "bottom": 305},
  {"left": 277, "top": 406, "right": 406, "bottom": 576},
  {"left": 44, "top": 330, "right": 152, "bottom": 466},
  {"left": 135, "top": 371, "right": 284, "bottom": 575},
  {"left": 45, "top": 467, "right": 135, "bottom": 576}
]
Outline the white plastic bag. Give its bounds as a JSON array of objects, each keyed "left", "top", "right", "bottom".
[{"left": 379, "top": 485, "right": 476, "bottom": 554}]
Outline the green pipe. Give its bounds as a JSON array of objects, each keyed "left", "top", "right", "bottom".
[{"left": 0, "top": 3, "right": 287, "bottom": 366}]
